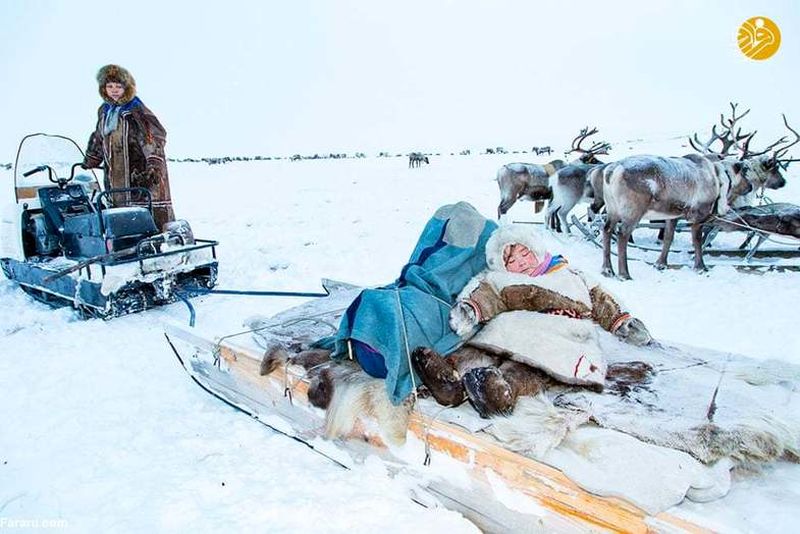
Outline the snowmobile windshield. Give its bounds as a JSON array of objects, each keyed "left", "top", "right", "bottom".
[{"left": 14, "top": 133, "right": 98, "bottom": 188}]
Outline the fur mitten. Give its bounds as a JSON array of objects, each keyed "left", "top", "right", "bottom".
[
  {"left": 614, "top": 316, "right": 652, "bottom": 346},
  {"left": 449, "top": 300, "right": 478, "bottom": 337}
]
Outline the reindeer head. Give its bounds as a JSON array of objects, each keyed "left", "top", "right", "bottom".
[
  {"left": 566, "top": 127, "right": 611, "bottom": 165},
  {"left": 741, "top": 154, "right": 786, "bottom": 190},
  {"left": 691, "top": 105, "right": 796, "bottom": 194},
  {"left": 734, "top": 114, "right": 798, "bottom": 191}
]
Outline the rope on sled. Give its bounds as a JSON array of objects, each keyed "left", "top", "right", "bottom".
[
  {"left": 422, "top": 405, "right": 455, "bottom": 466},
  {"left": 395, "top": 288, "right": 419, "bottom": 402},
  {"left": 283, "top": 360, "right": 334, "bottom": 406},
  {"left": 214, "top": 311, "right": 343, "bottom": 347},
  {"left": 164, "top": 332, "right": 351, "bottom": 470}
]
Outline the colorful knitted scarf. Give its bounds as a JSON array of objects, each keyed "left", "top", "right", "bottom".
[{"left": 530, "top": 252, "right": 569, "bottom": 277}]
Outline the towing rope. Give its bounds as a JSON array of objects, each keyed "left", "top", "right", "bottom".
[
  {"left": 175, "top": 285, "right": 331, "bottom": 328},
  {"left": 187, "top": 286, "right": 329, "bottom": 298}
]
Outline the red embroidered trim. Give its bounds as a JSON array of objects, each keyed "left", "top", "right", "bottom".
[
  {"left": 546, "top": 308, "right": 588, "bottom": 320},
  {"left": 463, "top": 299, "right": 482, "bottom": 323},
  {"left": 573, "top": 354, "right": 586, "bottom": 377},
  {"left": 611, "top": 313, "right": 632, "bottom": 333}
]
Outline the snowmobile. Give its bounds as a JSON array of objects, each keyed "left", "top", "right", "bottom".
[{"left": 0, "top": 133, "right": 218, "bottom": 318}]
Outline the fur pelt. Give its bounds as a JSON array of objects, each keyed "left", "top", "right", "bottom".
[
  {"left": 469, "top": 311, "right": 607, "bottom": 387},
  {"left": 483, "top": 394, "right": 590, "bottom": 458},
  {"left": 96, "top": 64, "right": 137, "bottom": 105},
  {"left": 553, "top": 334, "right": 800, "bottom": 470},
  {"left": 259, "top": 342, "right": 414, "bottom": 446},
  {"left": 323, "top": 361, "right": 414, "bottom": 447}
]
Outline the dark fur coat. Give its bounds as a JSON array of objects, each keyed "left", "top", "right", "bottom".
[{"left": 84, "top": 64, "right": 174, "bottom": 229}]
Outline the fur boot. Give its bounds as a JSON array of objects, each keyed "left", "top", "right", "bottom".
[{"left": 411, "top": 345, "right": 501, "bottom": 407}]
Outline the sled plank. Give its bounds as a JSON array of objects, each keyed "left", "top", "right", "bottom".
[{"left": 165, "top": 324, "right": 709, "bottom": 533}]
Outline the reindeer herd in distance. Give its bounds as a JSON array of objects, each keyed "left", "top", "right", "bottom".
[
  {"left": 159, "top": 146, "right": 556, "bottom": 168},
  {"left": 496, "top": 103, "right": 799, "bottom": 279}
]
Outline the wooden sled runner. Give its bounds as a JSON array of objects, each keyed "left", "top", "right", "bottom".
[{"left": 163, "top": 321, "right": 712, "bottom": 533}]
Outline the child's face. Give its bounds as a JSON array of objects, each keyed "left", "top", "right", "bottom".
[
  {"left": 105, "top": 82, "right": 125, "bottom": 102},
  {"left": 504, "top": 243, "right": 539, "bottom": 274}
]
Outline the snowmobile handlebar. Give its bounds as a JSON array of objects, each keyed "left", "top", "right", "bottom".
[
  {"left": 22, "top": 162, "right": 83, "bottom": 185},
  {"left": 22, "top": 165, "right": 48, "bottom": 178}
]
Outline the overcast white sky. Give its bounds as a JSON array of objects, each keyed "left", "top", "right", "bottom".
[{"left": 0, "top": 1, "right": 797, "bottom": 159}]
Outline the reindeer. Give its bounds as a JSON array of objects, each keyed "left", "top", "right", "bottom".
[
  {"left": 600, "top": 110, "right": 793, "bottom": 280},
  {"left": 532, "top": 146, "right": 553, "bottom": 156},
  {"left": 498, "top": 129, "right": 610, "bottom": 219},
  {"left": 408, "top": 152, "right": 429, "bottom": 168},
  {"left": 496, "top": 159, "right": 566, "bottom": 218},
  {"left": 545, "top": 127, "right": 611, "bottom": 233}
]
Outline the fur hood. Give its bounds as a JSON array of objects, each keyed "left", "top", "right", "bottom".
[
  {"left": 97, "top": 64, "right": 137, "bottom": 105},
  {"left": 484, "top": 224, "right": 548, "bottom": 271}
]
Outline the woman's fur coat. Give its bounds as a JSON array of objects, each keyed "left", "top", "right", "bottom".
[{"left": 84, "top": 64, "right": 174, "bottom": 229}]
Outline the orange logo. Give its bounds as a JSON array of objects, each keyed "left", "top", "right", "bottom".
[{"left": 738, "top": 17, "right": 781, "bottom": 60}]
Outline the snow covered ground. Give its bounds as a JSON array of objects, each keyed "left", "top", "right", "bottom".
[{"left": 1, "top": 142, "right": 799, "bottom": 533}]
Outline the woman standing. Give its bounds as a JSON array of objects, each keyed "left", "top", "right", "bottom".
[{"left": 83, "top": 64, "right": 175, "bottom": 229}]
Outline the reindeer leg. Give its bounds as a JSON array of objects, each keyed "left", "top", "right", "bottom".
[
  {"left": 691, "top": 222, "right": 708, "bottom": 272},
  {"left": 654, "top": 219, "right": 676, "bottom": 270},
  {"left": 497, "top": 192, "right": 519, "bottom": 219},
  {"left": 617, "top": 221, "right": 636, "bottom": 280},
  {"left": 601, "top": 216, "right": 616, "bottom": 277},
  {"left": 549, "top": 206, "right": 561, "bottom": 232},
  {"left": 559, "top": 205, "right": 571, "bottom": 235}
]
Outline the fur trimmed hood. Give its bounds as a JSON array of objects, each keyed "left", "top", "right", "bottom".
[
  {"left": 484, "top": 224, "right": 548, "bottom": 271},
  {"left": 97, "top": 64, "right": 137, "bottom": 105}
]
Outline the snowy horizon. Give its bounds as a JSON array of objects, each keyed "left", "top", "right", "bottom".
[{"left": 1, "top": 1, "right": 798, "bottom": 159}]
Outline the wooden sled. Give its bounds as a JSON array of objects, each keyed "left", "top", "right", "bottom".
[
  {"left": 163, "top": 322, "right": 710, "bottom": 533},
  {"left": 571, "top": 214, "right": 800, "bottom": 273}
]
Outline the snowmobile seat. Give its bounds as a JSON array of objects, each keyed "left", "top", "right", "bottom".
[
  {"left": 101, "top": 207, "right": 159, "bottom": 241},
  {"left": 101, "top": 207, "right": 160, "bottom": 253},
  {"left": 61, "top": 207, "right": 159, "bottom": 258}
]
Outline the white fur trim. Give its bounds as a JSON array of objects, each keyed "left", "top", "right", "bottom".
[
  {"left": 469, "top": 311, "right": 607, "bottom": 387},
  {"left": 456, "top": 271, "right": 486, "bottom": 302},
  {"left": 713, "top": 162, "right": 731, "bottom": 215},
  {"left": 484, "top": 224, "right": 548, "bottom": 271}
]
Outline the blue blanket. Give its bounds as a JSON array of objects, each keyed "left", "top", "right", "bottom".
[{"left": 322, "top": 202, "right": 497, "bottom": 404}]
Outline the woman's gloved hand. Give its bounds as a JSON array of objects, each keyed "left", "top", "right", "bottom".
[
  {"left": 449, "top": 300, "right": 479, "bottom": 337},
  {"left": 613, "top": 314, "right": 653, "bottom": 346}
]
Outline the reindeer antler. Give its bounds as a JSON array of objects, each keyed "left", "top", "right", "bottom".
[
  {"left": 568, "top": 126, "right": 610, "bottom": 156},
  {"left": 719, "top": 102, "right": 750, "bottom": 132},
  {"left": 569, "top": 127, "right": 598, "bottom": 153},
  {"left": 774, "top": 114, "right": 800, "bottom": 168},
  {"left": 735, "top": 114, "right": 798, "bottom": 162},
  {"left": 689, "top": 124, "right": 728, "bottom": 155},
  {"left": 709, "top": 103, "right": 754, "bottom": 155}
]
